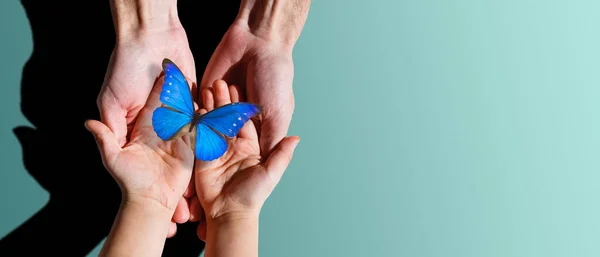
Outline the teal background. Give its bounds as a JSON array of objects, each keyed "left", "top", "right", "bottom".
[{"left": 2, "top": 0, "right": 600, "bottom": 256}]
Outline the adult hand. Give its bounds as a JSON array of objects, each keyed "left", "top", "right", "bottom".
[
  {"left": 99, "top": 0, "right": 196, "bottom": 147},
  {"left": 98, "top": 0, "right": 197, "bottom": 235},
  {"left": 200, "top": 0, "right": 311, "bottom": 158}
]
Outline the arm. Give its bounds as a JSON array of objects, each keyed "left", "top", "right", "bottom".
[
  {"left": 101, "top": 0, "right": 193, "bottom": 147},
  {"left": 101, "top": 0, "right": 197, "bottom": 239},
  {"left": 192, "top": 80, "right": 300, "bottom": 257},
  {"left": 99, "top": 197, "right": 173, "bottom": 257},
  {"left": 199, "top": 0, "right": 311, "bottom": 158},
  {"left": 237, "top": 0, "right": 311, "bottom": 47},
  {"left": 205, "top": 213, "right": 260, "bottom": 257},
  {"left": 88, "top": 74, "right": 196, "bottom": 256},
  {"left": 109, "top": 0, "right": 180, "bottom": 41}
]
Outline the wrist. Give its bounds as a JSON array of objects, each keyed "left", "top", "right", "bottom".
[
  {"left": 110, "top": 0, "right": 182, "bottom": 42},
  {"left": 207, "top": 210, "right": 260, "bottom": 227},
  {"left": 122, "top": 193, "right": 175, "bottom": 219},
  {"left": 99, "top": 194, "right": 173, "bottom": 256},
  {"left": 205, "top": 211, "right": 260, "bottom": 257},
  {"left": 237, "top": 0, "right": 311, "bottom": 46}
]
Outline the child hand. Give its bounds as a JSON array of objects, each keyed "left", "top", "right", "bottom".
[
  {"left": 85, "top": 75, "right": 195, "bottom": 235},
  {"left": 188, "top": 80, "right": 299, "bottom": 239}
]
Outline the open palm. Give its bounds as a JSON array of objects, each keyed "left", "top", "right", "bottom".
[
  {"left": 87, "top": 76, "right": 195, "bottom": 235},
  {"left": 191, "top": 80, "right": 299, "bottom": 239},
  {"left": 99, "top": 28, "right": 196, "bottom": 147},
  {"left": 200, "top": 21, "right": 296, "bottom": 157}
]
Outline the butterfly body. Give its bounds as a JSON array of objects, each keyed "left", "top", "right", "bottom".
[
  {"left": 189, "top": 113, "right": 203, "bottom": 132},
  {"left": 152, "top": 58, "right": 262, "bottom": 161}
]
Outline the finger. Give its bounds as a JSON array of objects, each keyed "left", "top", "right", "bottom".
[
  {"left": 132, "top": 75, "right": 167, "bottom": 130},
  {"left": 228, "top": 85, "right": 241, "bottom": 103},
  {"left": 202, "top": 87, "right": 215, "bottom": 111},
  {"left": 234, "top": 84, "right": 246, "bottom": 102},
  {"left": 200, "top": 43, "right": 231, "bottom": 91},
  {"left": 167, "top": 222, "right": 177, "bottom": 238},
  {"left": 259, "top": 112, "right": 293, "bottom": 158},
  {"left": 264, "top": 136, "right": 300, "bottom": 182},
  {"left": 196, "top": 209, "right": 207, "bottom": 242},
  {"left": 193, "top": 101, "right": 200, "bottom": 115},
  {"left": 188, "top": 195, "right": 203, "bottom": 222},
  {"left": 182, "top": 130, "right": 193, "bottom": 148},
  {"left": 184, "top": 173, "right": 195, "bottom": 198},
  {"left": 84, "top": 120, "right": 121, "bottom": 167},
  {"left": 172, "top": 197, "right": 190, "bottom": 223},
  {"left": 144, "top": 75, "right": 166, "bottom": 109},
  {"left": 212, "top": 79, "right": 231, "bottom": 107},
  {"left": 98, "top": 95, "right": 128, "bottom": 147},
  {"left": 238, "top": 113, "right": 258, "bottom": 141},
  {"left": 231, "top": 84, "right": 256, "bottom": 140},
  {"left": 189, "top": 79, "right": 198, "bottom": 106}
]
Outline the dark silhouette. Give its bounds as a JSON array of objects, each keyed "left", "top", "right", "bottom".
[{"left": 0, "top": 0, "right": 239, "bottom": 256}]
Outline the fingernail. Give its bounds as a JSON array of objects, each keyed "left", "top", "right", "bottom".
[{"left": 293, "top": 138, "right": 300, "bottom": 149}]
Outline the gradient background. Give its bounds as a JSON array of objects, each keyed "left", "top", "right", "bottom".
[{"left": 2, "top": 0, "right": 600, "bottom": 256}]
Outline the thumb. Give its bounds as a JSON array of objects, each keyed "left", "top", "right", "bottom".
[
  {"left": 264, "top": 136, "right": 300, "bottom": 181},
  {"left": 98, "top": 97, "right": 129, "bottom": 147},
  {"left": 85, "top": 119, "right": 121, "bottom": 168},
  {"left": 259, "top": 117, "right": 292, "bottom": 158}
]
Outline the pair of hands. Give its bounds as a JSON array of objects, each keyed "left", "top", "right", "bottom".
[
  {"left": 86, "top": 78, "right": 298, "bottom": 240},
  {"left": 90, "top": 1, "right": 308, "bottom": 240}
]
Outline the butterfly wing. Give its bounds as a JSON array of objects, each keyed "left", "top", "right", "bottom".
[
  {"left": 199, "top": 102, "right": 262, "bottom": 138},
  {"left": 160, "top": 58, "right": 195, "bottom": 117},
  {"left": 194, "top": 123, "right": 228, "bottom": 161},
  {"left": 152, "top": 107, "right": 192, "bottom": 141},
  {"left": 192, "top": 103, "right": 261, "bottom": 161}
]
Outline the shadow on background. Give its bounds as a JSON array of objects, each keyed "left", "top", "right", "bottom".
[{"left": 0, "top": 0, "right": 239, "bottom": 256}]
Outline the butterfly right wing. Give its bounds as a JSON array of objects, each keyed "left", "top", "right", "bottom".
[
  {"left": 160, "top": 58, "right": 195, "bottom": 117},
  {"left": 199, "top": 102, "right": 262, "bottom": 138},
  {"left": 152, "top": 107, "right": 192, "bottom": 141},
  {"left": 194, "top": 123, "right": 228, "bottom": 161}
]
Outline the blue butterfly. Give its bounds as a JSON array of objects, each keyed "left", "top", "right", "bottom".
[{"left": 152, "top": 58, "right": 262, "bottom": 161}]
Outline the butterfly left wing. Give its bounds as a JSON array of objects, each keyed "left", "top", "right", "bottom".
[
  {"left": 194, "top": 123, "right": 228, "bottom": 161},
  {"left": 160, "top": 58, "right": 195, "bottom": 117},
  {"left": 199, "top": 102, "right": 262, "bottom": 138},
  {"left": 152, "top": 107, "right": 193, "bottom": 141}
]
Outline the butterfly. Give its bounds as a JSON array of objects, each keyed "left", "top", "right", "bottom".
[{"left": 152, "top": 58, "right": 262, "bottom": 161}]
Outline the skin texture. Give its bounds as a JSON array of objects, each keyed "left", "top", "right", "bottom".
[
  {"left": 194, "top": 80, "right": 300, "bottom": 257},
  {"left": 190, "top": 0, "right": 312, "bottom": 237},
  {"left": 88, "top": 78, "right": 299, "bottom": 257},
  {"left": 99, "top": 0, "right": 312, "bottom": 244},
  {"left": 87, "top": 76, "right": 195, "bottom": 256},
  {"left": 200, "top": 0, "right": 312, "bottom": 157},
  {"left": 101, "top": 0, "right": 197, "bottom": 236}
]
